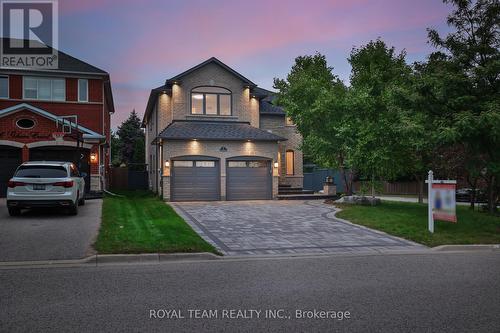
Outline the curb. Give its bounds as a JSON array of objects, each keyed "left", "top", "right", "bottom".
[
  {"left": 432, "top": 244, "right": 500, "bottom": 252},
  {"left": 0, "top": 252, "right": 220, "bottom": 268}
]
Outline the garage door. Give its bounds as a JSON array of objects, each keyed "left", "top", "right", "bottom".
[
  {"left": 30, "top": 146, "right": 91, "bottom": 194},
  {"left": 226, "top": 159, "right": 272, "bottom": 200},
  {"left": 0, "top": 145, "right": 22, "bottom": 198},
  {"left": 171, "top": 159, "right": 220, "bottom": 201}
]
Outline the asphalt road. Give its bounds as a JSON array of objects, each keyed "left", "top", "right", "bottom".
[
  {"left": 0, "top": 198, "right": 102, "bottom": 261},
  {"left": 1, "top": 252, "right": 499, "bottom": 332}
]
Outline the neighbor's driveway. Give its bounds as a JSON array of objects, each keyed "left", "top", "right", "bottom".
[
  {"left": 172, "top": 200, "right": 427, "bottom": 256},
  {"left": 0, "top": 198, "right": 102, "bottom": 262}
]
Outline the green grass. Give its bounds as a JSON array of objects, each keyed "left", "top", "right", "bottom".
[
  {"left": 95, "top": 190, "right": 218, "bottom": 254},
  {"left": 335, "top": 201, "right": 500, "bottom": 247}
]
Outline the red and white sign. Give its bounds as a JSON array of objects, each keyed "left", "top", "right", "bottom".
[{"left": 431, "top": 183, "right": 457, "bottom": 223}]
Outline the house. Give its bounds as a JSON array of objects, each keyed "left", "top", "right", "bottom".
[
  {"left": 0, "top": 39, "right": 114, "bottom": 197},
  {"left": 142, "top": 57, "right": 303, "bottom": 201}
]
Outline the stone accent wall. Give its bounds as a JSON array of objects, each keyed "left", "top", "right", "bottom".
[
  {"left": 161, "top": 140, "right": 279, "bottom": 201},
  {"left": 260, "top": 115, "right": 303, "bottom": 188},
  {"left": 90, "top": 174, "right": 101, "bottom": 191}
]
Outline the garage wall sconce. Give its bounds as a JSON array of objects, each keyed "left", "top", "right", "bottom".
[
  {"left": 164, "top": 161, "right": 170, "bottom": 168},
  {"left": 90, "top": 153, "right": 98, "bottom": 163},
  {"left": 274, "top": 162, "right": 279, "bottom": 168}
]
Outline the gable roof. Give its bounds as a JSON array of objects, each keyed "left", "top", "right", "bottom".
[
  {"left": 0, "top": 103, "right": 105, "bottom": 139},
  {"left": 0, "top": 38, "right": 108, "bottom": 75},
  {"left": 165, "top": 57, "right": 256, "bottom": 87},
  {"left": 158, "top": 120, "right": 286, "bottom": 142}
]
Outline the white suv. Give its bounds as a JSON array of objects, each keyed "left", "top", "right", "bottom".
[{"left": 6, "top": 161, "right": 86, "bottom": 216}]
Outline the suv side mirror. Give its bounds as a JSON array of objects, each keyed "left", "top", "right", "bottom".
[{"left": 80, "top": 172, "right": 88, "bottom": 178}]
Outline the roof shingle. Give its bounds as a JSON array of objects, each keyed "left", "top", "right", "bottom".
[{"left": 158, "top": 121, "right": 286, "bottom": 142}]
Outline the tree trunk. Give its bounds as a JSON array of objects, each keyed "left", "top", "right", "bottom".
[
  {"left": 371, "top": 174, "right": 375, "bottom": 199},
  {"left": 467, "top": 175, "right": 477, "bottom": 211},
  {"left": 488, "top": 175, "right": 495, "bottom": 214},
  {"left": 342, "top": 169, "right": 353, "bottom": 195}
]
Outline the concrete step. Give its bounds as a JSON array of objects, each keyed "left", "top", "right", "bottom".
[{"left": 279, "top": 190, "right": 315, "bottom": 195}]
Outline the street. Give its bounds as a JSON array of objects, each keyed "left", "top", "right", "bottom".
[{"left": 1, "top": 251, "right": 499, "bottom": 332}]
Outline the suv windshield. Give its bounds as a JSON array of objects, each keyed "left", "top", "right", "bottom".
[{"left": 15, "top": 166, "right": 68, "bottom": 178}]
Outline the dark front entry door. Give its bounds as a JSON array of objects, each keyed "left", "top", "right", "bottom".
[
  {"left": 171, "top": 159, "right": 220, "bottom": 201},
  {"left": 226, "top": 159, "right": 272, "bottom": 200},
  {"left": 0, "top": 145, "right": 22, "bottom": 197},
  {"left": 29, "top": 146, "right": 91, "bottom": 193}
]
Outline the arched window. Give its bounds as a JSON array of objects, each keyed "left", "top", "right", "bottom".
[
  {"left": 286, "top": 150, "right": 294, "bottom": 175},
  {"left": 191, "top": 86, "right": 231, "bottom": 116}
]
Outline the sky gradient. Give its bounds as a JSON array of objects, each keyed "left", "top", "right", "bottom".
[{"left": 57, "top": 0, "right": 452, "bottom": 128}]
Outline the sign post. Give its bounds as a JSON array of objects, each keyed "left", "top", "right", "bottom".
[
  {"left": 426, "top": 170, "right": 457, "bottom": 234},
  {"left": 427, "top": 170, "right": 434, "bottom": 233}
]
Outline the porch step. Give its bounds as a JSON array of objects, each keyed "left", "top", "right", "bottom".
[
  {"left": 277, "top": 194, "right": 340, "bottom": 200},
  {"left": 278, "top": 186, "right": 315, "bottom": 195},
  {"left": 278, "top": 184, "right": 292, "bottom": 188}
]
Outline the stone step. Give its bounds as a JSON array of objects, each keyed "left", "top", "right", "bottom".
[
  {"left": 278, "top": 190, "right": 315, "bottom": 195},
  {"left": 277, "top": 194, "right": 340, "bottom": 200}
]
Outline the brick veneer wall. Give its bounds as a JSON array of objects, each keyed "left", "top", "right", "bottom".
[{"left": 260, "top": 114, "right": 303, "bottom": 188}]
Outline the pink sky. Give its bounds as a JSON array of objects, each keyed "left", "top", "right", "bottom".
[{"left": 57, "top": 0, "right": 451, "bottom": 128}]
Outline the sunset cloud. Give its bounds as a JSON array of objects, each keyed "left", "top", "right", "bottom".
[{"left": 57, "top": 0, "right": 451, "bottom": 127}]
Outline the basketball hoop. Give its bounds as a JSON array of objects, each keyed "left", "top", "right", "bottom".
[{"left": 52, "top": 132, "right": 65, "bottom": 141}]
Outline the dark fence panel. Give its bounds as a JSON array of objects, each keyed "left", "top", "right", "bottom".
[
  {"left": 352, "top": 181, "right": 428, "bottom": 195},
  {"left": 128, "top": 170, "right": 149, "bottom": 190},
  {"left": 110, "top": 167, "right": 128, "bottom": 190},
  {"left": 110, "top": 166, "right": 149, "bottom": 191},
  {"left": 303, "top": 169, "right": 346, "bottom": 193}
]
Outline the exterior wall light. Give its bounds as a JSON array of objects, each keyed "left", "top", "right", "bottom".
[
  {"left": 90, "top": 153, "right": 98, "bottom": 163},
  {"left": 274, "top": 162, "right": 279, "bottom": 168},
  {"left": 165, "top": 161, "right": 170, "bottom": 168}
]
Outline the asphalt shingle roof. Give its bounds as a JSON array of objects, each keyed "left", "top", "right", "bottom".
[
  {"left": 260, "top": 100, "right": 286, "bottom": 115},
  {"left": 0, "top": 38, "right": 108, "bottom": 74},
  {"left": 158, "top": 121, "right": 286, "bottom": 141}
]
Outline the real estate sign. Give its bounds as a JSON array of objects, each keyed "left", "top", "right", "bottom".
[
  {"left": 426, "top": 171, "right": 457, "bottom": 233},
  {"left": 431, "top": 183, "right": 457, "bottom": 223}
]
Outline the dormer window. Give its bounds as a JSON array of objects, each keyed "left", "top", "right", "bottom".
[{"left": 191, "top": 86, "right": 231, "bottom": 116}]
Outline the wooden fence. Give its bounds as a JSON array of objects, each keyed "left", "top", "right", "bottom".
[{"left": 352, "top": 181, "right": 428, "bottom": 196}]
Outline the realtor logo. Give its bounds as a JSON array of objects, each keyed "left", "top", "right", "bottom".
[{"left": 1, "top": 0, "right": 58, "bottom": 69}]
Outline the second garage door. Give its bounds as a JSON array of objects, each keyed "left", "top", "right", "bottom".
[
  {"left": 226, "top": 159, "right": 272, "bottom": 200},
  {"left": 171, "top": 159, "right": 220, "bottom": 201}
]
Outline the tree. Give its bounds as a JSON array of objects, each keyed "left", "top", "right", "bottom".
[
  {"left": 115, "top": 110, "right": 145, "bottom": 166},
  {"left": 346, "top": 39, "right": 417, "bottom": 196},
  {"left": 273, "top": 54, "right": 354, "bottom": 193},
  {"left": 427, "top": 0, "right": 500, "bottom": 213}
]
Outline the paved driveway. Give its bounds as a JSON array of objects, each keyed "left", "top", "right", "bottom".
[
  {"left": 0, "top": 198, "right": 102, "bottom": 262},
  {"left": 172, "top": 200, "right": 427, "bottom": 256}
]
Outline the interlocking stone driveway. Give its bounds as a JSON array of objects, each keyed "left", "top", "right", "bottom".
[{"left": 172, "top": 200, "right": 427, "bottom": 256}]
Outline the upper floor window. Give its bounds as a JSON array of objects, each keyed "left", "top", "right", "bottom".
[
  {"left": 23, "top": 76, "right": 65, "bottom": 101},
  {"left": 191, "top": 86, "right": 231, "bottom": 116},
  {"left": 0, "top": 76, "right": 8, "bottom": 98},
  {"left": 78, "top": 79, "right": 88, "bottom": 102}
]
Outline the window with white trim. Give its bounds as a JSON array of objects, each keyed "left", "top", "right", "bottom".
[
  {"left": 0, "top": 76, "right": 8, "bottom": 98},
  {"left": 78, "top": 79, "right": 88, "bottom": 102},
  {"left": 23, "top": 76, "right": 65, "bottom": 101},
  {"left": 191, "top": 86, "right": 231, "bottom": 115}
]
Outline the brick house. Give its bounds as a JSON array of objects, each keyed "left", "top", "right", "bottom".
[
  {"left": 142, "top": 57, "right": 303, "bottom": 201},
  {"left": 0, "top": 40, "right": 114, "bottom": 197}
]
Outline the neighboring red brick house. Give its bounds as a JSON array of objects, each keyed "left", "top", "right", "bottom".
[{"left": 0, "top": 40, "right": 114, "bottom": 197}]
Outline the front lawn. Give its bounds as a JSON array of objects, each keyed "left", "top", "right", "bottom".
[
  {"left": 95, "top": 191, "right": 218, "bottom": 254},
  {"left": 334, "top": 201, "right": 500, "bottom": 247}
]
